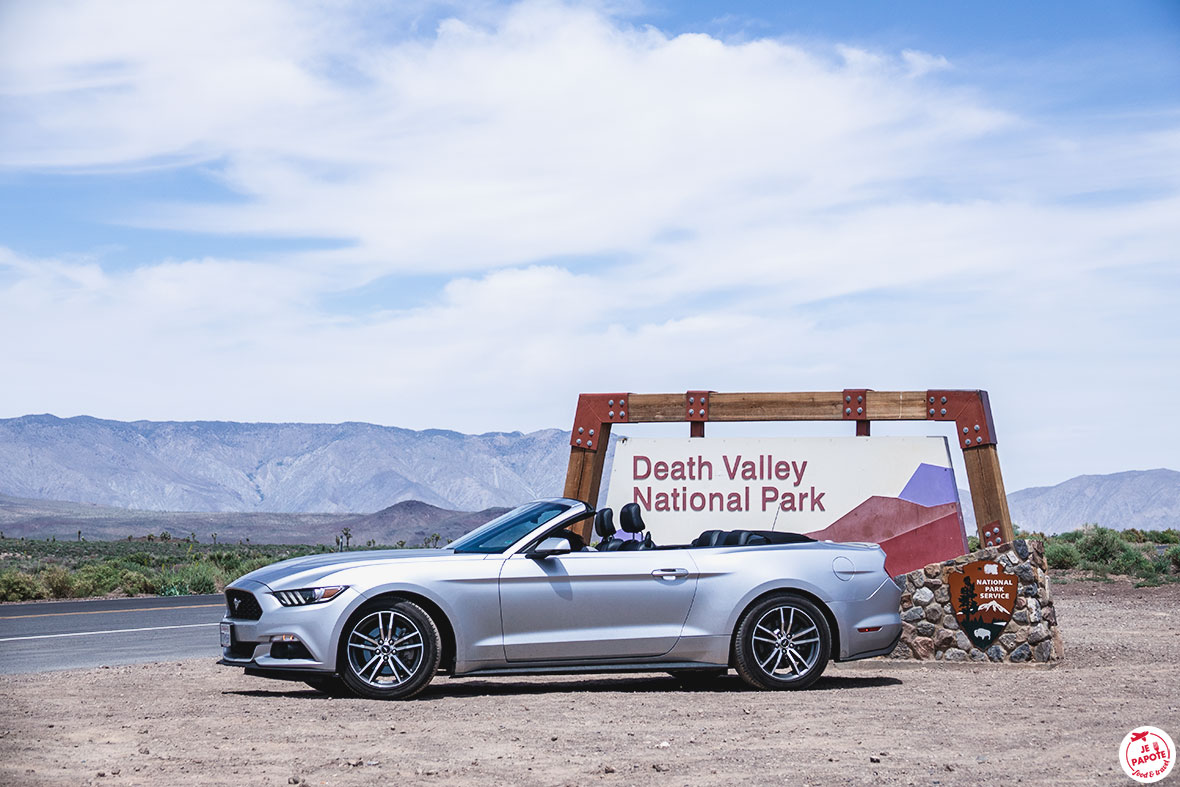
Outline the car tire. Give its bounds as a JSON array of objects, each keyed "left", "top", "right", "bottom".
[
  {"left": 338, "top": 598, "right": 441, "bottom": 700},
  {"left": 733, "top": 593, "right": 831, "bottom": 691}
]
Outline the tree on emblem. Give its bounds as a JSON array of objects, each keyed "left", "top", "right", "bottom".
[{"left": 958, "top": 576, "right": 979, "bottom": 617}]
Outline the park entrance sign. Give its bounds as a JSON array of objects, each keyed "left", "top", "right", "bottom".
[
  {"left": 563, "top": 389, "right": 1015, "bottom": 576},
  {"left": 604, "top": 436, "right": 965, "bottom": 549}
]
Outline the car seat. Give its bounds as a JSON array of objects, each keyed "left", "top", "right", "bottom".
[
  {"left": 617, "top": 503, "right": 654, "bottom": 550},
  {"left": 722, "top": 530, "right": 770, "bottom": 546},
  {"left": 690, "top": 529, "right": 726, "bottom": 547},
  {"left": 594, "top": 508, "right": 625, "bottom": 551}
]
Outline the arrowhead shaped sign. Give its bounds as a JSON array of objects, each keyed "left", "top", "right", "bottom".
[{"left": 948, "top": 560, "right": 1018, "bottom": 651}]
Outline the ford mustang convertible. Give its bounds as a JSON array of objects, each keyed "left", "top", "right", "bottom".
[{"left": 219, "top": 498, "right": 901, "bottom": 699}]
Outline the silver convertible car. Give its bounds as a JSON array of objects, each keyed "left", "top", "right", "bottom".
[{"left": 219, "top": 499, "right": 901, "bottom": 699}]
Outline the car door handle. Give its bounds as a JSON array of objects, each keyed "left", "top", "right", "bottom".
[{"left": 651, "top": 568, "right": 690, "bottom": 579}]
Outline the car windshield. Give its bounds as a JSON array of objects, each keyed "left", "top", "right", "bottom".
[{"left": 449, "top": 501, "right": 572, "bottom": 554}]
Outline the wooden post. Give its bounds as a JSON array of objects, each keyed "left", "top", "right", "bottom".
[{"left": 963, "top": 444, "right": 1015, "bottom": 546}]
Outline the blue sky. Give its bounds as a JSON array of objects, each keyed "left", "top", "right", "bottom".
[{"left": 0, "top": 0, "right": 1177, "bottom": 491}]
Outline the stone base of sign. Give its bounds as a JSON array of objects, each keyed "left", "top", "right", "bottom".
[{"left": 887, "top": 539, "right": 1065, "bottom": 663}]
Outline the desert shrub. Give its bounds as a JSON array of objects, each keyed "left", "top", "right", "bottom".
[
  {"left": 1121, "top": 529, "right": 1146, "bottom": 543},
  {"left": 1157, "top": 530, "right": 1180, "bottom": 545},
  {"left": 72, "top": 562, "right": 125, "bottom": 596},
  {"left": 966, "top": 536, "right": 979, "bottom": 552},
  {"left": 1079, "top": 528, "right": 1127, "bottom": 564},
  {"left": 0, "top": 570, "right": 45, "bottom": 602},
  {"left": 1111, "top": 545, "right": 1154, "bottom": 578},
  {"left": 206, "top": 550, "right": 244, "bottom": 574},
  {"left": 159, "top": 562, "right": 218, "bottom": 596},
  {"left": 119, "top": 569, "right": 158, "bottom": 596},
  {"left": 1056, "top": 530, "right": 1082, "bottom": 543},
  {"left": 126, "top": 551, "right": 155, "bottom": 568},
  {"left": 1045, "top": 542, "right": 1081, "bottom": 570},
  {"left": 40, "top": 565, "right": 76, "bottom": 598},
  {"left": 1166, "top": 546, "right": 1180, "bottom": 572},
  {"left": 238, "top": 556, "right": 274, "bottom": 576}
]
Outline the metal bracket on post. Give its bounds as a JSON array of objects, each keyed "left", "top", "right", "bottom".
[
  {"left": 842, "top": 388, "right": 870, "bottom": 436},
  {"left": 926, "top": 390, "right": 996, "bottom": 450},
  {"left": 570, "top": 393, "right": 630, "bottom": 451},
  {"left": 686, "top": 390, "right": 710, "bottom": 437}
]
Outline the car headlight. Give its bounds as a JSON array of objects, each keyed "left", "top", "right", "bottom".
[{"left": 273, "top": 586, "right": 348, "bottom": 607}]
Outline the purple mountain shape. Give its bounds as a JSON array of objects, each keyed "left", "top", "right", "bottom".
[{"left": 898, "top": 463, "right": 961, "bottom": 508}]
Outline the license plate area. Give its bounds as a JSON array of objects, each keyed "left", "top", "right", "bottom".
[{"left": 220, "top": 622, "right": 232, "bottom": 648}]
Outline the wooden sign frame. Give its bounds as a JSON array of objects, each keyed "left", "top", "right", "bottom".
[{"left": 562, "top": 389, "right": 1013, "bottom": 547}]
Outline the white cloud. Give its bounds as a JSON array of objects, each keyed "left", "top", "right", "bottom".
[{"left": 0, "top": 1, "right": 1177, "bottom": 489}]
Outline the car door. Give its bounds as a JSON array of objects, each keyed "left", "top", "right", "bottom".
[{"left": 498, "top": 548, "right": 699, "bottom": 661}]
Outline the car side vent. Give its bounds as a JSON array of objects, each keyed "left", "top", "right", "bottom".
[{"left": 225, "top": 589, "right": 262, "bottom": 620}]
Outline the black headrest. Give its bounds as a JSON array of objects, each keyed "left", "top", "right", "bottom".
[
  {"left": 722, "top": 530, "right": 747, "bottom": 546},
  {"left": 594, "top": 509, "right": 615, "bottom": 538},
  {"left": 722, "top": 530, "right": 770, "bottom": 546},
  {"left": 619, "top": 502, "right": 646, "bottom": 534},
  {"left": 692, "top": 529, "right": 725, "bottom": 547}
]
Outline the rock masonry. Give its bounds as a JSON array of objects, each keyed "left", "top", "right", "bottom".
[{"left": 889, "top": 539, "right": 1065, "bottom": 663}]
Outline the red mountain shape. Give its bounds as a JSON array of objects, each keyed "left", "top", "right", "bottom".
[{"left": 806, "top": 496, "right": 968, "bottom": 577}]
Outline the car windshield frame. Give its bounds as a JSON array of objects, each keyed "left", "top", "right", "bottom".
[{"left": 449, "top": 500, "right": 575, "bottom": 554}]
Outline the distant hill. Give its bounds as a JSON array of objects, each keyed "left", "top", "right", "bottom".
[
  {"left": 959, "top": 469, "right": 1180, "bottom": 534},
  {"left": 0, "top": 414, "right": 569, "bottom": 513},
  {"left": 2, "top": 413, "right": 1175, "bottom": 540},
  {"left": 0, "top": 493, "right": 506, "bottom": 546}
]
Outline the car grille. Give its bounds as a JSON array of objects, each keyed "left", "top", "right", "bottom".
[{"left": 225, "top": 589, "right": 262, "bottom": 620}]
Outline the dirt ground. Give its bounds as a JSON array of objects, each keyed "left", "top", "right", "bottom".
[{"left": 2, "top": 577, "right": 1178, "bottom": 786}]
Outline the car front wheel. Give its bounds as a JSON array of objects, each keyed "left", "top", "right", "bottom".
[
  {"left": 733, "top": 593, "right": 831, "bottom": 691},
  {"left": 338, "top": 598, "right": 441, "bottom": 700}
]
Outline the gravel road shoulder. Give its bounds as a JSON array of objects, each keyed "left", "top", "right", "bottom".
[{"left": 2, "top": 578, "right": 1178, "bottom": 786}]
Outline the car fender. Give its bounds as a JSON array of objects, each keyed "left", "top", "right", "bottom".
[{"left": 721, "top": 577, "right": 837, "bottom": 640}]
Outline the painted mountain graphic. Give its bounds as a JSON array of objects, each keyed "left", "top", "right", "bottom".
[
  {"left": 804, "top": 496, "right": 966, "bottom": 577},
  {"left": 975, "top": 600, "right": 1014, "bottom": 624}
]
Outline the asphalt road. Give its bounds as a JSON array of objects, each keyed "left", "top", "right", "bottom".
[{"left": 0, "top": 594, "right": 225, "bottom": 674}]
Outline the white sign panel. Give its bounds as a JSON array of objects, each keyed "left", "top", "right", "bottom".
[{"left": 603, "top": 436, "right": 958, "bottom": 543}]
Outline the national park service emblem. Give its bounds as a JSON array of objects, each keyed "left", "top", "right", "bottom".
[{"left": 948, "top": 560, "right": 1018, "bottom": 651}]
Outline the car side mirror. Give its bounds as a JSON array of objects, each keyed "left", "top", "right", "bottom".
[{"left": 529, "top": 536, "right": 572, "bottom": 558}]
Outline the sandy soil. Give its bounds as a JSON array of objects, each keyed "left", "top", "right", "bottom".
[{"left": 2, "top": 578, "right": 1178, "bottom": 786}]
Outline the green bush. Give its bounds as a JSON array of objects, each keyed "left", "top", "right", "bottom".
[
  {"left": 1166, "top": 545, "right": 1180, "bottom": 572},
  {"left": 159, "top": 562, "right": 218, "bottom": 596},
  {"left": 1158, "top": 530, "right": 1180, "bottom": 545},
  {"left": 967, "top": 536, "right": 979, "bottom": 552},
  {"left": 238, "top": 556, "right": 274, "bottom": 576},
  {"left": 72, "top": 562, "right": 125, "bottom": 596},
  {"left": 119, "top": 569, "right": 158, "bottom": 596},
  {"left": 1121, "top": 528, "right": 1146, "bottom": 543},
  {"left": 1045, "top": 542, "right": 1081, "bottom": 570},
  {"left": 206, "top": 550, "right": 244, "bottom": 574},
  {"left": 0, "top": 570, "right": 45, "bottom": 602},
  {"left": 40, "top": 565, "right": 76, "bottom": 598},
  {"left": 1112, "top": 547, "right": 1153, "bottom": 577},
  {"left": 1079, "top": 528, "right": 1127, "bottom": 564},
  {"left": 1056, "top": 530, "right": 1082, "bottom": 543}
]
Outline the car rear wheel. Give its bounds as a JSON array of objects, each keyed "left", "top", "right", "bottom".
[
  {"left": 338, "top": 599, "right": 441, "bottom": 700},
  {"left": 733, "top": 593, "right": 831, "bottom": 691}
]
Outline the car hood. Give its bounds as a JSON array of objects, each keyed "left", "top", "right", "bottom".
[{"left": 235, "top": 548, "right": 466, "bottom": 590}]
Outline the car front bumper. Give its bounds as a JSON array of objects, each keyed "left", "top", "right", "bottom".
[{"left": 218, "top": 580, "right": 358, "bottom": 675}]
